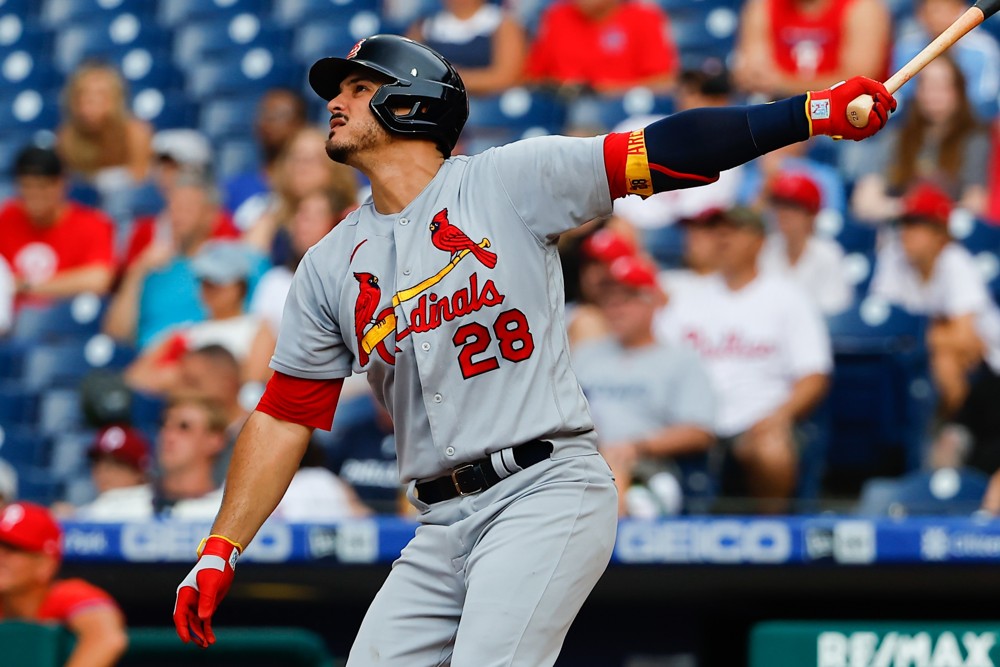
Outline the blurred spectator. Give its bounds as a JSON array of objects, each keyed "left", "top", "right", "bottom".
[
  {"left": 250, "top": 188, "right": 344, "bottom": 335},
  {"left": 733, "top": 0, "right": 890, "bottom": 98},
  {"left": 0, "top": 460, "right": 16, "bottom": 505},
  {"left": 759, "top": 171, "right": 853, "bottom": 315},
  {"left": 660, "top": 207, "right": 724, "bottom": 299},
  {"left": 152, "top": 129, "right": 214, "bottom": 188},
  {"left": 852, "top": 56, "right": 990, "bottom": 223},
  {"left": 737, "top": 140, "right": 847, "bottom": 215},
  {"left": 225, "top": 89, "right": 309, "bottom": 226},
  {"left": 657, "top": 207, "right": 832, "bottom": 508},
  {"left": 0, "top": 146, "right": 115, "bottom": 301},
  {"left": 573, "top": 255, "right": 715, "bottom": 517},
  {"left": 0, "top": 256, "right": 12, "bottom": 334},
  {"left": 894, "top": 0, "right": 1000, "bottom": 120},
  {"left": 869, "top": 183, "right": 1000, "bottom": 417},
  {"left": 408, "top": 0, "right": 527, "bottom": 95},
  {"left": 104, "top": 172, "right": 264, "bottom": 349},
  {"left": 0, "top": 502, "right": 128, "bottom": 665},
  {"left": 71, "top": 426, "right": 153, "bottom": 522},
  {"left": 567, "top": 224, "right": 638, "bottom": 346},
  {"left": 272, "top": 442, "right": 371, "bottom": 521},
  {"left": 56, "top": 62, "right": 153, "bottom": 222},
  {"left": 613, "top": 64, "right": 743, "bottom": 229},
  {"left": 242, "top": 127, "right": 358, "bottom": 264},
  {"left": 525, "top": 0, "right": 679, "bottom": 94},
  {"left": 124, "top": 241, "right": 275, "bottom": 393},
  {"left": 154, "top": 394, "right": 227, "bottom": 519}
]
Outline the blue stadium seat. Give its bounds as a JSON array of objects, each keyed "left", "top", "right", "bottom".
[
  {"left": 174, "top": 15, "right": 293, "bottom": 69},
  {"left": 467, "top": 89, "right": 565, "bottom": 133},
  {"left": 0, "top": 89, "right": 59, "bottom": 137},
  {"left": 669, "top": 8, "right": 739, "bottom": 67},
  {"left": 0, "top": 50, "right": 63, "bottom": 89},
  {"left": 217, "top": 138, "right": 261, "bottom": 179},
  {"left": 103, "top": 47, "right": 181, "bottom": 89},
  {"left": 824, "top": 298, "right": 935, "bottom": 491},
  {"left": 273, "top": 0, "right": 379, "bottom": 27},
  {"left": 21, "top": 336, "right": 136, "bottom": 392},
  {"left": 955, "top": 216, "right": 1000, "bottom": 253},
  {"left": 835, "top": 220, "right": 878, "bottom": 254},
  {"left": 0, "top": 384, "right": 40, "bottom": 427},
  {"left": 49, "top": 429, "right": 96, "bottom": 482},
  {"left": 0, "top": 136, "right": 27, "bottom": 175},
  {"left": 15, "top": 466, "right": 62, "bottom": 505},
  {"left": 130, "top": 390, "right": 165, "bottom": 433},
  {"left": 39, "top": 388, "right": 83, "bottom": 437},
  {"left": 0, "top": 0, "right": 41, "bottom": 18},
  {"left": 11, "top": 294, "right": 106, "bottom": 344},
  {"left": 291, "top": 16, "right": 382, "bottom": 65},
  {"left": 186, "top": 51, "right": 303, "bottom": 100},
  {"left": 857, "top": 467, "right": 990, "bottom": 516},
  {"left": 199, "top": 95, "right": 260, "bottom": 141},
  {"left": 643, "top": 225, "right": 687, "bottom": 269},
  {"left": 0, "top": 340, "right": 25, "bottom": 379},
  {"left": 41, "top": 0, "right": 156, "bottom": 27},
  {"left": 566, "top": 91, "right": 675, "bottom": 133},
  {"left": 0, "top": 426, "right": 47, "bottom": 467},
  {"left": 53, "top": 15, "right": 169, "bottom": 73},
  {"left": 158, "top": 0, "right": 272, "bottom": 27},
  {"left": 0, "top": 14, "right": 52, "bottom": 55},
  {"left": 131, "top": 88, "right": 200, "bottom": 129}
]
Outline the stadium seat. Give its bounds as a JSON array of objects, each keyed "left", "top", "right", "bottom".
[
  {"left": 857, "top": 467, "right": 990, "bottom": 516},
  {"left": 0, "top": 340, "right": 24, "bottom": 379},
  {"left": 824, "top": 298, "right": 935, "bottom": 493},
  {"left": 835, "top": 220, "right": 878, "bottom": 254},
  {"left": 173, "top": 15, "right": 293, "bottom": 69},
  {"left": 0, "top": 89, "right": 59, "bottom": 136},
  {"left": 273, "top": 0, "right": 379, "bottom": 27},
  {"left": 53, "top": 15, "right": 170, "bottom": 73},
  {"left": 199, "top": 96, "right": 260, "bottom": 142},
  {"left": 11, "top": 294, "right": 105, "bottom": 344},
  {"left": 0, "top": 425, "right": 48, "bottom": 467},
  {"left": 0, "top": 14, "right": 52, "bottom": 55},
  {"left": 131, "top": 88, "right": 200, "bottom": 129},
  {"left": 158, "top": 0, "right": 272, "bottom": 27},
  {"left": 643, "top": 224, "right": 687, "bottom": 269},
  {"left": 565, "top": 90, "right": 675, "bottom": 133},
  {"left": 21, "top": 336, "right": 136, "bottom": 392},
  {"left": 49, "top": 429, "right": 96, "bottom": 482},
  {"left": 186, "top": 51, "right": 303, "bottom": 101},
  {"left": 291, "top": 15, "right": 382, "bottom": 65},
  {"left": 41, "top": 0, "right": 156, "bottom": 27},
  {"left": 130, "top": 390, "right": 165, "bottom": 433},
  {"left": 39, "top": 388, "right": 83, "bottom": 437},
  {"left": 0, "top": 50, "right": 63, "bottom": 89},
  {"left": 669, "top": 8, "right": 739, "bottom": 67},
  {"left": 465, "top": 89, "right": 565, "bottom": 151},
  {"left": 217, "top": 138, "right": 260, "bottom": 179},
  {"left": 103, "top": 47, "right": 182, "bottom": 89},
  {"left": 0, "top": 384, "right": 40, "bottom": 427},
  {"left": 15, "top": 466, "right": 62, "bottom": 505},
  {"left": 0, "top": 136, "right": 27, "bottom": 176}
]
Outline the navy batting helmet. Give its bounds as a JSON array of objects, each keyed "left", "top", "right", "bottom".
[{"left": 309, "top": 35, "right": 469, "bottom": 158}]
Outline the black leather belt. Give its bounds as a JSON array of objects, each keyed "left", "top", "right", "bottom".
[{"left": 415, "top": 440, "right": 553, "bottom": 504}]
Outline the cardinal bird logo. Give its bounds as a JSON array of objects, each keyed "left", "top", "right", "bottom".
[
  {"left": 429, "top": 208, "right": 497, "bottom": 269},
  {"left": 353, "top": 272, "right": 381, "bottom": 366}
]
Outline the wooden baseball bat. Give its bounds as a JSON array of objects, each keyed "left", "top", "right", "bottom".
[{"left": 846, "top": 0, "right": 1000, "bottom": 128}]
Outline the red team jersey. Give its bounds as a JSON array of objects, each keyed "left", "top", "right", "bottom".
[
  {"left": 0, "top": 578, "right": 120, "bottom": 622},
  {"left": 0, "top": 200, "right": 115, "bottom": 285},
  {"left": 768, "top": 0, "right": 854, "bottom": 76},
  {"left": 526, "top": 2, "right": 678, "bottom": 89}
]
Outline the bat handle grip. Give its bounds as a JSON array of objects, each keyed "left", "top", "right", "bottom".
[{"left": 846, "top": 94, "right": 875, "bottom": 129}]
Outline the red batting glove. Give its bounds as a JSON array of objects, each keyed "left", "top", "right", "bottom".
[
  {"left": 806, "top": 76, "right": 897, "bottom": 141},
  {"left": 173, "top": 535, "right": 243, "bottom": 648}
]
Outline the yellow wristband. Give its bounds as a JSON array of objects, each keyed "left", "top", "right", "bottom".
[{"left": 197, "top": 534, "right": 244, "bottom": 558}]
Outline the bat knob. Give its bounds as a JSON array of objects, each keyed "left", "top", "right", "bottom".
[{"left": 847, "top": 93, "right": 875, "bottom": 129}]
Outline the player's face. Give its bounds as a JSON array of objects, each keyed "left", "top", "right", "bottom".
[
  {"left": 157, "top": 405, "right": 220, "bottom": 474},
  {"left": 325, "top": 74, "right": 393, "bottom": 165},
  {"left": 0, "top": 543, "right": 51, "bottom": 595}
]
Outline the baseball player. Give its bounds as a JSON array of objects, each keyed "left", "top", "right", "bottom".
[{"left": 174, "top": 35, "right": 896, "bottom": 666}]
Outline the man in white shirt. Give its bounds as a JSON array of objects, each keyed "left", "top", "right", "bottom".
[
  {"left": 869, "top": 182, "right": 1000, "bottom": 417},
  {"left": 759, "top": 171, "right": 853, "bottom": 315},
  {"left": 74, "top": 426, "right": 154, "bottom": 522},
  {"left": 656, "top": 207, "right": 832, "bottom": 507},
  {"left": 154, "top": 394, "right": 227, "bottom": 520},
  {"left": 659, "top": 207, "right": 724, "bottom": 300}
]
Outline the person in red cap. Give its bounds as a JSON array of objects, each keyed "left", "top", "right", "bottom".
[
  {"left": 0, "top": 502, "right": 127, "bottom": 666},
  {"left": 73, "top": 426, "right": 154, "bottom": 522},
  {"left": 870, "top": 182, "right": 1000, "bottom": 417},
  {"left": 573, "top": 254, "right": 716, "bottom": 516},
  {"left": 568, "top": 224, "right": 639, "bottom": 347},
  {"left": 759, "top": 170, "right": 852, "bottom": 315}
]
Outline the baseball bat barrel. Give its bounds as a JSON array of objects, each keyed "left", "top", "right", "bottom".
[{"left": 845, "top": 0, "right": 1000, "bottom": 128}]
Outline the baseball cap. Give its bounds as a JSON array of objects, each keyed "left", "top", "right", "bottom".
[
  {"left": 88, "top": 425, "right": 151, "bottom": 472},
  {"left": 899, "top": 182, "right": 952, "bottom": 228},
  {"left": 769, "top": 171, "right": 822, "bottom": 214},
  {"left": 191, "top": 241, "right": 254, "bottom": 285},
  {"left": 677, "top": 206, "right": 726, "bottom": 227},
  {"left": 0, "top": 502, "right": 61, "bottom": 558},
  {"left": 608, "top": 255, "right": 659, "bottom": 290},
  {"left": 153, "top": 129, "right": 213, "bottom": 170},
  {"left": 580, "top": 229, "right": 636, "bottom": 264},
  {"left": 718, "top": 206, "right": 767, "bottom": 235},
  {"left": 13, "top": 145, "right": 63, "bottom": 178}
]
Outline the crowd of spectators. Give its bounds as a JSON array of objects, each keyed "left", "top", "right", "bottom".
[{"left": 2, "top": 0, "right": 1000, "bottom": 531}]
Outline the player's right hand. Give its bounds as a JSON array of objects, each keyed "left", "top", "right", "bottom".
[
  {"left": 806, "top": 76, "right": 897, "bottom": 141},
  {"left": 173, "top": 534, "right": 242, "bottom": 648}
]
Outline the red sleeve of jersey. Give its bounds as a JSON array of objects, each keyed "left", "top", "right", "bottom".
[
  {"left": 256, "top": 371, "right": 343, "bottom": 431},
  {"left": 603, "top": 131, "right": 633, "bottom": 200},
  {"left": 40, "top": 579, "right": 119, "bottom": 623}
]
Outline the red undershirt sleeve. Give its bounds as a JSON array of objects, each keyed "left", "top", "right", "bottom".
[{"left": 256, "top": 371, "right": 344, "bottom": 431}]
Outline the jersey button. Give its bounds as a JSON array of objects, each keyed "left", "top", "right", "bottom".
[
  {"left": 399, "top": 217, "right": 409, "bottom": 226},
  {"left": 433, "top": 393, "right": 443, "bottom": 403},
  {"left": 403, "top": 268, "right": 411, "bottom": 276},
  {"left": 421, "top": 342, "right": 431, "bottom": 351},
  {"left": 445, "top": 447, "right": 455, "bottom": 456}
]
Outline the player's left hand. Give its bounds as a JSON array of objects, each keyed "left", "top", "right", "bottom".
[
  {"left": 807, "top": 76, "right": 897, "bottom": 141},
  {"left": 173, "top": 535, "right": 242, "bottom": 648}
]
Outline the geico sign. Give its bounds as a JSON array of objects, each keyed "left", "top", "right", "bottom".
[
  {"left": 818, "top": 631, "right": 997, "bottom": 667},
  {"left": 615, "top": 520, "right": 792, "bottom": 564},
  {"left": 121, "top": 521, "right": 293, "bottom": 562}
]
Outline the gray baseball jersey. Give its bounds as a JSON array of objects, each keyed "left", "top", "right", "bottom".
[
  {"left": 572, "top": 337, "right": 716, "bottom": 443},
  {"left": 270, "top": 136, "right": 613, "bottom": 482}
]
